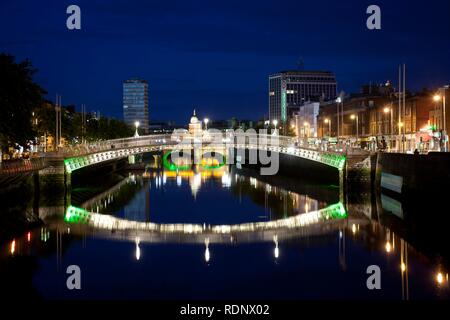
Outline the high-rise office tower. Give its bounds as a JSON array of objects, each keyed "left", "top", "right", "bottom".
[
  {"left": 269, "top": 70, "right": 337, "bottom": 124},
  {"left": 123, "top": 79, "right": 149, "bottom": 132}
]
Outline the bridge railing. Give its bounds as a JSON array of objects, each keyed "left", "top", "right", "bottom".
[
  {"left": 0, "top": 157, "right": 48, "bottom": 175},
  {"left": 59, "top": 134, "right": 174, "bottom": 158},
  {"left": 61, "top": 133, "right": 347, "bottom": 172},
  {"left": 60, "top": 133, "right": 346, "bottom": 157}
]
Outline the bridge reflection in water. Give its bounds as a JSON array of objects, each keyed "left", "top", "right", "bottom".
[
  {"left": 62, "top": 201, "right": 348, "bottom": 240},
  {"left": 2, "top": 158, "right": 450, "bottom": 300},
  {"left": 38, "top": 163, "right": 358, "bottom": 266},
  {"left": 42, "top": 165, "right": 353, "bottom": 244}
]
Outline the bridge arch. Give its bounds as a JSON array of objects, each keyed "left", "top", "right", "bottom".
[{"left": 62, "top": 134, "right": 346, "bottom": 175}]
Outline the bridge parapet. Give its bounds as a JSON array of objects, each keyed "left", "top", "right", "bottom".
[
  {"left": 61, "top": 134, "right": 347, "bottom": 173},
  {"left": 1, "top": 134, "right": 371, "bottom": 178},
  {"left": 0, "top": 157, "right": 47, "bottom": 175}
]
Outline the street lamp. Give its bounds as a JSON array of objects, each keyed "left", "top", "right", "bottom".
[
  {"left": 350, "top": 114, "right": 359, "bottom": 144},
  {"left": 434, "top": 88, "right": 448, "bottom": 151},
  {"left": 290, "top": 123, "right": 296, "bottom": 136},
  {"left": 303, "top": 121, "right": 309, "bottom": 138},
  {"left": 384, "top": 106, "right": 394, "bottom": 148},
  {"left": 203, "top": 118, "right": 209, "bottom": 131},
  {"left": 443, "top": 86, "right": 448, "bottom": 151},
  {"left": 324, "top": 118, "right": 331, "bottom": 137},
  {"left": 272, "top": 119, "right": 278, "bottom": 135},
  {"left": 398, "top": 121, "right": 404, "bottom": 152},
  {"left": 434, "top": 94, "right": 442, "bottom": 133},
  {"left": 134, "top": 121, "right": 140, "bottom": 137},
  {"left": 336, "top": 97, "right": 342, "bottom": 140}
]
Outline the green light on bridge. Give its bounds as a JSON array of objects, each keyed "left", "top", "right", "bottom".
[
  {"left": 163, "top": 150, "right": 226, "bottom": 171},
  {"left": 163, "top": 151, "right": 191, "bottom": 171},
  {"left": 64, "top": 157, "right": 89, "bottom": 174},
  {"left": 321, "top": 153, "right": 346, "bottom": 170},
  {"left": 64, "top": 202, "right": 347, "bottom": 230},
  {"left": 65, "top": 206, "right": 91, "bottom": 224},
  {"left": 64, "top": 159, "right": 73, "bottom": 174},
  {"left": 321, "top": 202, "right": 347, "bottom": 220}
]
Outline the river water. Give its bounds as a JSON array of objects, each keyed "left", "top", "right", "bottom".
[{"left": 1, "top": 162, "right": 449, "bottom": 300}]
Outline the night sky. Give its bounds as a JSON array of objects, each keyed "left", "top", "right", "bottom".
[{"left": 1, "top": 0, "right": 449, "bottom": 124}]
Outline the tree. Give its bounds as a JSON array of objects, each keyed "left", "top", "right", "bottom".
[
  {"left": 285, "top": 125, "right": 296, "bottom": 137},
  {"left": 0, "top": 54, "right": 46, "bottom": 151},
  {"left": 33, "top": 101, "right": 134, "bottom": 145},
  {"left": 33, "top": 101, "right": 56, "bottom": 138},
  {"left": 76, "top": 114, "right": 133, "bottom": 142}
]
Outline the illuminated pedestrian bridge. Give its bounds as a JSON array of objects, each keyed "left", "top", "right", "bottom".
[{"left": 61, "top": 133, "right": 347, "bottom": 174}]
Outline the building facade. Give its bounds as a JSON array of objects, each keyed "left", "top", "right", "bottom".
[
  {"left": 269, "top": 70, "right": 337, "bottom": 125},
  {"left": 430, "top": 86, "right": 450, "bottom": 134},
  {"left": 317, "top": 84, "right": 439, "bottom": 151},
  {"left": 294, "top": 102, "right": 320, "bottom": 138},
  {"left": 188, "top": 110, "right": 202, "bottom": 136},
  {"left": 123, "top": 79, "right": 149, "bottom": 132}
]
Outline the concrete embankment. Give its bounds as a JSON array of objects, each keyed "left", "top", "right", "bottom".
[{"left": 375, "top": 152, "right": 450, "bottom": 198}]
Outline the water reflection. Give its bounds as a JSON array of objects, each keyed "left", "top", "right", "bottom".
[
  {"left": 204, "top": 238, "right": 210, "bottom": 263},
  {"left": 135, "top": 237, "right": 141, "bottom": 261},
  {"left": 1, "top": 161, "right": 450, "bottom": 299},
  {"left": 75, "top": 165, "right": 329, "bottom": 225},
  {"left": 3, "top": 214, "right": 449, "bottom": 299}
]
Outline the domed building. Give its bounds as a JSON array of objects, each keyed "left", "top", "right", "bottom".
[{"left": 188, "top": 109, "right": 202, "bottom": 136}]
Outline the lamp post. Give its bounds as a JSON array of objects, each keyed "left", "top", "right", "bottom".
[
  {"left": 433, "top": 91, "right": 448, "bottom": 152},
  {"left": 291, "top": 123, "right": 296, "bottom": 137},
  {"left": 384, "top": 106, "right": 393, "bottom": 149},
  {"left": 336, "top": 97, "right": 342, "bottom": 141},
  {"left": 350, "top": 114, "right": 359, "bottom": 145},
  {"left": 434, "top": 88, "right": 448, "bottom": 151},
  {"left": 303, "top": 121, "right": 310, "bottom": 138},
  {"left": 272, "top": 119, "right": 278, "bottom": 134},
  {"left": 434, "top": 94, "right": 442, "bottom": 151},
  {"left": 324, "top": 118, "right": 331, "bottom": 137},
  {"left": 55, "top": 94, "right": 62, "bottom": 150},
  {"left": 134, "top": 121, "right": 140, "bottom": 138},
  {"left": 434, "top": 94, "right": 441, "bottom": 128},
  {"left": 398, "top": 122, "right": 404, "bottom": 152},
  {"left": 203, "top": 118, "right": 209, "bottom": 131},
  {"left": 444, "top": 86, "right": 448, "bottom": 151}
]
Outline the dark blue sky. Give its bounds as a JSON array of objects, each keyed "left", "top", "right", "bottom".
[{"left": 1, "top": 0, "right": 449, "bottom": 123}]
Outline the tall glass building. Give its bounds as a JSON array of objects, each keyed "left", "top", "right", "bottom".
[
  {"left": 269, "top": 70, "right": 337, "bottom": 124},
  {"left": 123, "top": 79, "right": 149, "bottom": 132}
]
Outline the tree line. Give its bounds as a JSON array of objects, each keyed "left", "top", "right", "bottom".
[{"left": 0, "top": 53, "right": 133, "bottom": 153}]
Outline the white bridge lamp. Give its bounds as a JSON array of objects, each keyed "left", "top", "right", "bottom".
[{"left": 134, "top": 121, "right": 140, "bottom": 137}]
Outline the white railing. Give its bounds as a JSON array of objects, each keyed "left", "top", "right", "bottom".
[
  {"left": 60, "top": 133, "right": 347, "bottom": 173},
  {"left": 0, "top": 157, "right": 48, "bottom": 175}
]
